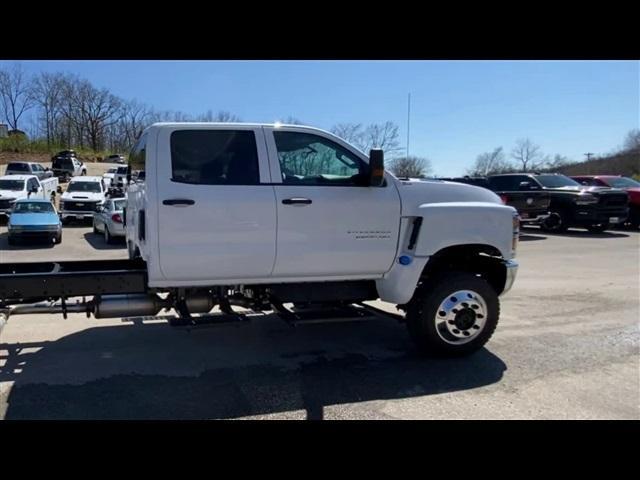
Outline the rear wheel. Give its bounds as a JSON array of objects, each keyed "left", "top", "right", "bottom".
[
  {"left": 405, "top": 272, "right": 500, "bottom": 357},
  {"left": 54, "top": 232, "right": 62, "bottom": 244}
]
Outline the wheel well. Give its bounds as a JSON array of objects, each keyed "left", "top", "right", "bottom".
[{"left": 420, "top": 244, "right": 507, "bottom": 294}]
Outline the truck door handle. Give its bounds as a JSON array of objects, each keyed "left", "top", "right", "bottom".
[
  {"left": 162, "top": 199, "right": 195, "bottom": 206},
  {"left": 282, "top": 198, "right": 312, "bottom": 205}
]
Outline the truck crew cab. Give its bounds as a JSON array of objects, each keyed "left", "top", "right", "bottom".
[{"left": 0, "top": 123, "right": 519, "bottom": 357}]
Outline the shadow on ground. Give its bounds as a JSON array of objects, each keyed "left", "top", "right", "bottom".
[
  {"left": 83, "top": 232, "right": 126, "bottom": 250},
  {"left": 0, "top": 317, "right": 506, "bottom": 419}
]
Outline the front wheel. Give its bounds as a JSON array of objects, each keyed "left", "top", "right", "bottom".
[
  {"left": 405, "top": 272, "right": 500, "bottom": 357},
  {"left": 540, "top": 211, "right": 568, "bottom": 233}
]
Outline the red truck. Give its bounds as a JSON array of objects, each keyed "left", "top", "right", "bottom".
[{"left": 571, "top": 175, "right": 640, "bottom": 229}]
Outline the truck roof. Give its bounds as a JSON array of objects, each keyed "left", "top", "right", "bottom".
[
  {"left": 14, "top": 197, "right": 52, "bottom": 203},
  {"left": 68, "top": 176, "right": 102, "bottom": 182},
  {"left": 0, "top": 174, "right": 37, "bottom": 181}
]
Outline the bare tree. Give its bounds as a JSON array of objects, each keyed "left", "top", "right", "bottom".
[
  {"left": 623, "top": 129, "right": 640, "bottom": 152},
  {"left": 511, "top": 138, "right": 544, "bottom": 172},
  {"left": 389, "top": 156, "right": 432, "bottom": 178},
  {"left": 30, "top": 72, "right": 66, "bottom": 147},
  {"left": 282, "top": 116, "right": 304, "bottom": 125},
  {"left": 0, "top": 63, "right": 35, "bottom": 132},
  {"left": 362, "top": 121, "right": 402, "bottom": 156},
  {"left": 467, "top": 147, "right": 512, "bottom": 176},
  {"left": 544, "top": 154, "right": 572, "bottom": 171},
  {"left": 331, "top": 123, "right": 363, "bottom": 147}
]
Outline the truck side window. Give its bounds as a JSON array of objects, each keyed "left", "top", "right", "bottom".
[
  {"left": 273, "top": 131, "right": 366, "bottom": 186},
  {"left": 170, "top": 130, "right": 259, "bottom": 186}
]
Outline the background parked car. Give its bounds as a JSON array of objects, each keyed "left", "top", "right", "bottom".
[
  {"left": 7, "top": 198, "right": 62, "bottom": 245},
  {"left": 105, "top": 154, "right": 126, "bottom": 164},
  {"left": 571, "top": 175, "right": 640, "bottom": 229},
  {"left": 5, "top": 161, "right": 54, "bottom": 180},
  {"left": 51, "top": 150, "right": 86, "bottom": 181},
  {"left": 103, "top": 167, "right": 117, "bottom": 187},
  {"left": 59, "top": 176, "right": 107, "bottom": 223},
  {"left": 489, "top": 173, "right": 629, "bottom": 233},
  {"left": 0, "top": 174, "right": 59, "bottom": 216},
  {"left": 93, "top": 197, "right": 126, "bottom": 244}
]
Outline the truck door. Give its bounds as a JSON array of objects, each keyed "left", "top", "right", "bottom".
[
  {"left": 156, "top": 126, "right": 277, "bottom": 282},
  {"left": 265, "top": 127, "right": 401, "bottom": 278}
]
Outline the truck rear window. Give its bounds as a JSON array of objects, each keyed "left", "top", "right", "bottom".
[
  {"left": 6, "top": 163, "right": 29, "bottom": 172},
  {"left": 0, "top": 179, "right": 25, "bottom": 190},
  {"left": 170, "top": 130, "right": 259, "bottom": 185}
]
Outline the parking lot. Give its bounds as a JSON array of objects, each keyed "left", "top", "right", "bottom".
[{"left": 0, "top": 214, "right": 638, "bottom": 419}]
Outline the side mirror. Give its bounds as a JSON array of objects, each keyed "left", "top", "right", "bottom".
[{"left": 368, "top": 149, "right": 385, "bottom": 187}]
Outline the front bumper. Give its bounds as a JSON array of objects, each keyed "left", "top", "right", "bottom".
[
  {"left": 572, "top": 206, "right": 629, "bottom": 225},
  {"left": 9, "top": 227, "right": 60, "bottom": 241},
  {"left": 501, "top": 259, "right": 519, "bottom": 296},
  {"left": 520, "top": 212, "right": 550, "bottom": 225}
]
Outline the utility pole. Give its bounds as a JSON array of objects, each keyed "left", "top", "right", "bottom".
[
  {"left": 406, "top": 93, "right": 411, "bottom": 159},
  {"left": 584, "top": 152, "right": 594, "bottom": 161}
]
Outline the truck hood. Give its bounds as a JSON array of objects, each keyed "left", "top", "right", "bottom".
[
  {"left": 394, "top": 178, "right": 502, "bottom": 216},
  {"left": 9, "top": 212, "right": 60, "bottom": 226},
  {"left": 61, "top": 192, "right": 104, "bottom": 202},
  {"left": 0, "top": 190, "right": 25, "bottom": 200}
]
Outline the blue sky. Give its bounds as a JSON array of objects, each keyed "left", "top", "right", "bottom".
[{"left": 4, "top": 60, "right": 639, "bottom": 176}]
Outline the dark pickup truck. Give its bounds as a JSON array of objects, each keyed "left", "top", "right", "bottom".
[
  {"left": 489, "top": 173, "right": 629, "bottom": 233},
  {"left": 438, "top": 176, "right": 551, "bottom": 226}
]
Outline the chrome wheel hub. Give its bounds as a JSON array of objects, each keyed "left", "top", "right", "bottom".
[{"left": 434, "top": 290, "right": 487, "bottom": 345}]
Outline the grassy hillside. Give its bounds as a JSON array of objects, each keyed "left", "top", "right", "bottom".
[
  {"left": 0, "top": 137, "right": 112, "bottom": 165},
  {"left": 553, "top": 148, "right": 640, "bottom": 180}
]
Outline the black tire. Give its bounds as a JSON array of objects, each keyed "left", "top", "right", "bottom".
[
  {"left": 81, "top": 170, "right": 86, "bottom": 176},
  {"left": 55, "top": 232, "right": 62, "bottom": 244},
  {"left": 587, "top": 224, "right": 609, "bottom": 233},
  {"left": 405, "top": 272, "right": 500, "bottom": 357},
  {"left": 540, "top": 210, "right": 568, "bottom": 233}
]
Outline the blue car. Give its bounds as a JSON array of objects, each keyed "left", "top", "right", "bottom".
[{"left": 7, "top": 198, "right": 62, "bottom": 245}]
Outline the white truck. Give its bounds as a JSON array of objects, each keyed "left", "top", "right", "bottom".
[
  {"left": 0, "top": 174, "right": 59, "bottom": 216},
  {"left": 59, "top": 176, "right": 107, "bottom": 222},
  {"left": 0, "top": 123, "right": 519, "bottom": 357}
]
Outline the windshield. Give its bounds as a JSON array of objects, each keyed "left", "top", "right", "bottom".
[
  {"left": 67, "top": 182, "right": 102, "bottom": 193},
  {"left": 604, "top": 177, "right": 640, "bottom": 188},
  {"left": 106, "top": 168, "right": 117, "bottom": 174},
  {"left": 14, "top": 202, "right": 54, "bottom": 213},
  {"left": 535, "top": 174, "right": 581, "bottom": 188},
  {"left": 113, "top": 199, "right": 126, "bottom": 210},
  {"left": 116, "top": 167, "right": 128, "bottom": 174},
  {"left": 0, "top": 179, "right": 25, "bottom": 191}
]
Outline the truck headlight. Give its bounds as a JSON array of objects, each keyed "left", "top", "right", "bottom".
[{"left": 575, "top": 193, "right": 598, "bottom": 205}]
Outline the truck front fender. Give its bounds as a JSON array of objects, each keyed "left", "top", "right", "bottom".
[{"left": 376, "top": 202, "right": 516, "bottom": 305}]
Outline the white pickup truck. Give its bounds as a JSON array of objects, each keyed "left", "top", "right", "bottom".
[
  {"left": 59, "top": 176, "right": 107, "bottom": 222},
  {"left": 0, "top": 174, "right": 59, "bottom": 216},
  {"left": 114, "top": 122, "right": 520, "bottom": 356}
]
